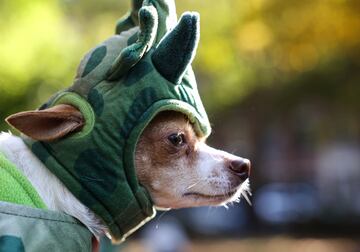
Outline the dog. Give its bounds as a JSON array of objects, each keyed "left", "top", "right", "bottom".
[
  {"left": 0, "top": 0, "right": 251, "bottom": 249},
  {"left": 0, "top": 111, "right": 251, "bottom": 235}
]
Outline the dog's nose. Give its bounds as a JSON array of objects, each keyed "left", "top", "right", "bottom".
[{"left": 229, "top": 159, "right": 251, "bottom": 180}]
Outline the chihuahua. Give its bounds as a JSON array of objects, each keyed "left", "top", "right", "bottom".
[
  {"left": 0, "top": 0, "right": 251, "bottom": 245},
  {"left": 0, "top": 110, "right": 251, "bottom": 236}
]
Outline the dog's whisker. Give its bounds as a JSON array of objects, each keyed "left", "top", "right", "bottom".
[
  {"left": 239, "top": 179, "right": 252, "bottom": 206},
  {"left": 186, "top": 183, "right": 197, "bottom": 190},
  {"left": 186, "top": 179, "right": 205, "bottom": 190},
  {"left": 154, "top": 210, "right": 168, "bottom": 230},
  {"left": 230, "top": 149, "right": 238, "bottom": 155},
  {"left": 242, "top": 192, "right": 252, "bottom": 206}
]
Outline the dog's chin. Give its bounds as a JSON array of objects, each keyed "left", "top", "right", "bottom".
[
  {"left": 151, "top": 179, "right": 251, "bottom": 209},
  {"left": 152, "top": 192, "right": 237, "bottom": 209},
  {"left": 181, "top": 191, "right": 237, "bottom": 206}
]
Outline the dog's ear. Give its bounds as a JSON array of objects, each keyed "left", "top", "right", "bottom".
[{"left": 5, "top": 104, "right": 84, "bottom": 142}]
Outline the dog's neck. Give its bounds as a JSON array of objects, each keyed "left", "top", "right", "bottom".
[{"left": 0, "top": 132, "right": 107, "bottom": 237}]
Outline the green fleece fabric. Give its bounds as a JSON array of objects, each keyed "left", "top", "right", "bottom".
[
  {"left": 20, "top": 0, "right": 211, "bottom": 243},
  {"left": 0, "top": 152, "right": 46, "bottom": 209}
]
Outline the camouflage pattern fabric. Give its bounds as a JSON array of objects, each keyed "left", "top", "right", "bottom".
[
  {"left": 0, "top": 202, "right": 93, "bottom": 252},
  {"left": 23, "top": 0, "right": 211, "bottom": 243}
]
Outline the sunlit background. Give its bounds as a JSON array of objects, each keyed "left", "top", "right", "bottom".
[{"left": 1, "top": 0, "right": 360, "bottom": 251}]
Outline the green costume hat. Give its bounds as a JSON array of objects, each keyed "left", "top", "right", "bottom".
[{"left": 22, "top": 0, "right": 211, "bottom": 243}]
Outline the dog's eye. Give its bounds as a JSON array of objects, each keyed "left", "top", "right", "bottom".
[{"left": 168, "top": 133, "right": 186, "bottom": 147}]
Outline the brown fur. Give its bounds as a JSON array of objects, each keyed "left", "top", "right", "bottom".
[
  {"left": 135, "top": 111, "right": 199, "bottom": 206},
  {"left": 135, "top": 111, "right": 251, "bottom": 209}
]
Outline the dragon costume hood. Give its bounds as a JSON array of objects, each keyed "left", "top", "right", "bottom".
[{"left": 22, "top": 0, "right": 211, "bottom": 243}]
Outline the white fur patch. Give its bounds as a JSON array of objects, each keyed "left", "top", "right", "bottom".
[
  {"left": 0, "top": 132, "right": 107, "bottom": 237},
  {"left": 187, "top": 142, "right": 252, "bottom": 206}
]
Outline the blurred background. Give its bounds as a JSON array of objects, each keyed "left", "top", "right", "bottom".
[{"left": 1, "top": 0, "right": 360, "bottom": 251}]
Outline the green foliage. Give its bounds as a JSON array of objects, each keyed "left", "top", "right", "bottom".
[
  {"left": 178, "top": 0, "right": 360, "bottom": 113},
  {"left": 0, "top": 0, "right": 80, "bottom": 129},
  {"left": 0, "top": 0, "right": 359, "bottom": 130}
]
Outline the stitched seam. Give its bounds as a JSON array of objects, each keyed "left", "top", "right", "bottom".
[{"left": 0, "top": 209, "right": 83, "bottom": 226}]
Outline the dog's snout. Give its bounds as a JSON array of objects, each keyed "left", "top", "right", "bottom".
[{"left": 229, "top": 159, "right": 251, "bottom": 180}]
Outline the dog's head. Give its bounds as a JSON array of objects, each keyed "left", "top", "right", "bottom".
[
  {"left": 136, "top": 111, "right": 251, "bottom": 209},
  {"left": 5, "top": 0, "right": 251, "bottom": 242}
]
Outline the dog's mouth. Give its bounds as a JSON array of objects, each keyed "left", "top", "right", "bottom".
[
  {"left": 182, "top": 179, "right": 252, "bottom": 205},
  {"left": 183, "top": 190, "right": 238, "bottom": 200}
]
